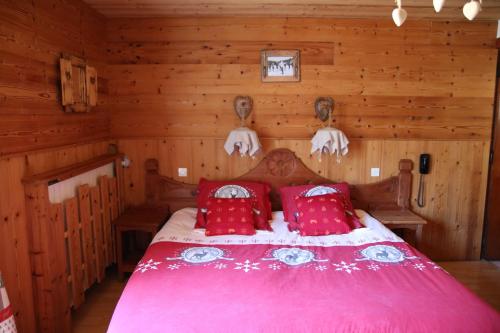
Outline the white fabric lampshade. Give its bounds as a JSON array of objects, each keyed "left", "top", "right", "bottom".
[
  {"left": 311, "top": 127, "right": 349, "bottom": 163},
  {"left": 224, "top": 127, "right": 262, "bottom": 157}
]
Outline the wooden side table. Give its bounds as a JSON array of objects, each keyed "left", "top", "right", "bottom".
[
  {"left": 369, "top": 209, "right": 427, "bottom": 249},
  {"left": 113, "top": 206, "right": 170, "bottom": 279}
]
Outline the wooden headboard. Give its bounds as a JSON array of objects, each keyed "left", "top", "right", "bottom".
[{"left": 145, "top": 148, "right": 413, "bottom": 212}]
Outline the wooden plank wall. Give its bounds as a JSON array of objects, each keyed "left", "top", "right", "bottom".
[
  {"left": 105, "top": 17, "right": 498, "bottom": 261},
  {"left": 0, "top": 140, "right": 113, "bottom": 333},
  {"left": 0, "top": 0, "right": 110, "bottom": 157},
  {"left": 0, "top": 1, "right": 111, "bottom": 331}
]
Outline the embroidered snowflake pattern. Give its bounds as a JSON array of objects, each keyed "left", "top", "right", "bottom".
[
  {"left": 135, "top": 259, "right": 162, "bottom": 273},
  {"left": 214, "top": 263, "right": 227, "bottom": 270},
  {"left": 234, "top": 259, "right": 260, "bottom": 273},
  {"left": 427, "top": 261, "right": 441, "bottom": 270},
  {"left": 333, "top": 261, "right": 360, "bottom": 274},
  {"left": 315, "top": 265, "right": 328, "bottom": 271},
  {"left": 167, "top": 264, "right": 180, "bottom": 270},
  {"left": 367, "top": 263, "right": 380, "bottom": 271},
  {"left": 414, "top": 263, "right": 426, "bottom": 271},
  {"left": 268, "top": 263, "right": 281, "bottom": 271}
]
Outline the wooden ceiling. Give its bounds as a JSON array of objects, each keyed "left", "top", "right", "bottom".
[{"left": 84, "top": 0, "right": 500, "bottom": 20}]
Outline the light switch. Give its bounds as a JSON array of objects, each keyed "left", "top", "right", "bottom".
[
  {"left": 178, "top": 168, "right": 188, "bottom": 177},
  {"left": 370, "top": 168, "right": 380, "bottom": 177}
]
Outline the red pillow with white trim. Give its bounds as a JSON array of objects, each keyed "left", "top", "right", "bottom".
[
  {"left": 195, "top": 179, "right": 272, "bottom": 231},
  {"left": 205, "top": 198, "right": 256, "bottom": 236},
  {"left": 295, "top": 193, "right": 352, "bottom": 236},
  {"left": 280, "top": 183, "right": 362, "bottom": 231}
]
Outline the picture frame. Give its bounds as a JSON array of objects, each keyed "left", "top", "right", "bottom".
[{"left": 261, "top": 50, "right": 300, "bottom": 82}]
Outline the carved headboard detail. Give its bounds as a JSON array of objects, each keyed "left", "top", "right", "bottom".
[{"left": 145, "top": 148, "right": 413, "bottom": 212}]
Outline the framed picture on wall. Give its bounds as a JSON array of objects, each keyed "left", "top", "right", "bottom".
[{"left": 261, "top": 50, "right": 300, "bottom": 82}]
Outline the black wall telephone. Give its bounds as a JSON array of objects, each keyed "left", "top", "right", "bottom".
[{"left": 417, "top": 154, "right": 431, "bottom": 207}]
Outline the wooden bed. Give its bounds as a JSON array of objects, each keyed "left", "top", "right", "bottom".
[
  {"left": 145, "top": 148, "right": 413, "bottom": 213},
  {"left": 109, "top": 148, "right": 500, "bottom": 333}
]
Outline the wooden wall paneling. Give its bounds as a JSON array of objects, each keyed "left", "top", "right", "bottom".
[
  {"left": 106, "top": 41, "right": 335, "bottom": 65},
  {"left": 0, "top": 0, "right": 111, "bottom": 157},
  {"left": 106, "top": 18, "right": 497, "bottom": 46},
  {"left": 24, "top": 183, "right": 59, "bottom": 333},
  {"left": 90, "top": 186, "right": 105, "bottom": 282},
  {"left": 48, "top": 203, "right": 71, "bottom": 333},
  {"left": 64, "top": 197, "right": 85, "bottom": 309},
  {"left": 84, "top": 0, "right": 500, "bottom": 21},
  {"left": 108, "top": 17, "right": 497, "bottom": 261},
  {"left": 117, "top": 138, "right": 489, "bottom": 261},
  {"left": 118, "top": 139, "right": 159, "bottom": 205},
  {"left": 114, "top": 156, "right": 126, "bottom": 214},
  {"left": 0, "top": 158, "right": 37, "bottom": 333},
  {"left": 77, "top": 185, "right": 96, "bottom": 287}
]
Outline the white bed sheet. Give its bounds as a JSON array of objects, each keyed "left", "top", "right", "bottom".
[{"left": 152, "top": 208, "right": 402, "bottom": 247}]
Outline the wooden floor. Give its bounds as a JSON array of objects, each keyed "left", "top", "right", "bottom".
[
  {"left": 72, "top": 271, "right": 127, "bottom": 333},
  {"left": 73, "top": 261, "right": 500, "bottom": 333}
]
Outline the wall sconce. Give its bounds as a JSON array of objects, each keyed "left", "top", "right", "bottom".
[
  {"left": 310, "top": 97, "right": 349, "bottom": 163},
  {"left": 224, "top": 96, "right": 262, "bottom": 158}
]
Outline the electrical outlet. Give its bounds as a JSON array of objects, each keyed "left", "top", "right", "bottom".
[
  {"left": 178, "top": 168, "right": 188, "bottom": 177},
  {"left": 370, "top": 167, "right": 380, "bottom": 177}
]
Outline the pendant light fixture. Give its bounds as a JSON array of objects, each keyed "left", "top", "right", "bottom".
[
  {"left": 433, "top": 0, "right": 446, "bottom": 12},
  {"left": 463, "top": 0, "right": 482, "bottom": 20},
  {"left": 390, "top": 0, "right": 486, "bottom": 25},
  {"left": 392, "top": 0, "right": 407, "bottom": 27}
]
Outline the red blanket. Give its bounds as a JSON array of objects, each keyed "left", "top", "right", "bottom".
[{"left": 108, "top": 240, "right": 500, "bottom": 332}]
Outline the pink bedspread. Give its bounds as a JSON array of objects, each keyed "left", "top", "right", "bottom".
[{"left": 108, "top": 240, "right": 500, "bottom": 333}]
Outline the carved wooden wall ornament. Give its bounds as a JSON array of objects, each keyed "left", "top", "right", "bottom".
[
  {"left": 233, "top": 96, "right": 253, "bottom": 126},
  {"left": 59, "top": 54, "right": 98, "bottom": 113},
  {"left": 314, "top": 97, "right": 334, "bottom": 123}
]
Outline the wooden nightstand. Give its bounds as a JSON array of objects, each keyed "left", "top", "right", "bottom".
[
  {"left": 113, "top": 206, "right": 170, "bottom": 279},
  {"left": 369, "top": 209, "right": 427, "bottom": 249}
]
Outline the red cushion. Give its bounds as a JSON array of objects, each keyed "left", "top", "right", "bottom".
[
  {"left": 295, "top": 194, "right": 352, "bottom": 236},
  {"left": 205, "top": 198, "right": 256, "bottom": 236},
  {"left": 280, "top": 183, "right": 362, "bottom": 231},
  {"left": 195, "top": 179, "right": 272, "bottom": 231}
]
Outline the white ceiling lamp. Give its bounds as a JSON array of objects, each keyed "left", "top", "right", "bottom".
[
  {"left": 463, "top": 0, "right": 482, "bottom": 20},
  {"left": 433, "top": 0, "right": 446, "bottom": 12},
  {"left": 392, "top": 0, "right": 408, "bottom": 27}
]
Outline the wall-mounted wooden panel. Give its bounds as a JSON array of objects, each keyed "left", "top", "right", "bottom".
[{"left": 0, "top": 0, "right": 110, "bottom": 157}]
